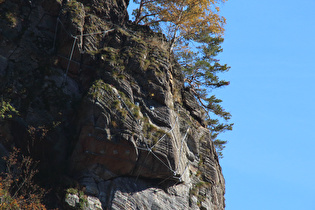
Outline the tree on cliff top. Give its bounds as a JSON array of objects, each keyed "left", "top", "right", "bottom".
[
  {"left": 132, "top": 0, "right": 226, "bottom": 51},
  {"left": 177, "top": 33, "right": 233, "bottom": 158},
  {"left": 132, "top": 0, "right": 232, "bottom": 157}
]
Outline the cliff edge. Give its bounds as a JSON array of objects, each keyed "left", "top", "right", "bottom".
[{"left": 0, "top": 0, "right": 225, "bottom": 209}]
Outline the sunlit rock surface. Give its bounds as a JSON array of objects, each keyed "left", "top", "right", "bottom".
[{"left": 0, "top": 0, "right": 225, "bottom": 209}]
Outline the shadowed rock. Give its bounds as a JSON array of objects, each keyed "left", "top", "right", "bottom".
[{"left": 0, "top": 0, "right": 225, "bottom": 209}]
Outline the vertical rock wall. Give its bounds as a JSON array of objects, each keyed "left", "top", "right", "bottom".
[{"left": 0, "top": 0, "right": 225, "bottom": 209}]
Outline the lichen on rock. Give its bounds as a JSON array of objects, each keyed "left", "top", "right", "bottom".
[{"left": 0, "top": 0, "right": 225, "bottom": 209}]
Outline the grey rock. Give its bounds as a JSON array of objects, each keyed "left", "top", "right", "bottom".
[
  {"left": 65, "top": 193, "right": 102, "bottom": 210},
  {"left": 0, "top": 55, "right": 7, "bottom": 77},
  {"left": 87, "top": 196, "right": 102, "bottom": 210},
  {"left": 0, "top": 0, "right": 225, "bottom": 209},
  {"left": 65, "top": 193, "right": 80, "bottom": 208},
  {"left": 182, "top": 89, "right": 206, "bottom": 125}
]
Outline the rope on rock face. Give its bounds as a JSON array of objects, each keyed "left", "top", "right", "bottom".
[
  {"left": 150, "top": 133, "right": 167, "bottom": 150},
  {"left": 53, "top": 17, "right": 168, "bottom": 86},
  {"left": 87, "top": 78, "right": 190, "bottom": 182},
  {"left": 116, "top": 93, "right": 140, "bottom": 126},
  {"left": 181, "top": 162, "right": 189, "bottom": 177},
  {"left": 157, "top": 174, "right": 175, "bottom": 186},
  {"left": 63, "top": 36, "right": 77, "bottom": 84},
  {"left": 56, "top": 17, "right": 76, "bottom": 39},
  {"left": 149, "top": 148, "right": 176, "bottom": 173},
  {"left": 175, "top": 126, "right": 190, "bottom": 172},
  {"left": 175, "top": 162, "right": 189, "bottom": 184},
  {"left": 52, "top": 18, "right": 59, "bottom": 51},
  {"left": 179, "top": 127, "right": 190, "bottom": 159},
  {"left": 55, "top": 17, "right": 115, "bottom": 41},
  {"left": 170, "top": 121, "right": 179, "bottom": 151},
  {"left": 135, "top": 147, "right": 149, "bottom": 151},
  {"left": 113, "top": 92, "right": 151, "bottom": 154},
  {"left": 52, "top": 17, "right": 114, "bottom": 84},
  {"left": 135, "top": 150, "right": 151, "bottom": 182},
  {"left": 136, "top": 144, "right": 176, "bottom": 173},
  {"left": 114, "top": 94, "right": 190, "bottom": 177},
  {"left": 51, "top": 17, "right": 192, "bottom": 180},
  {"left": 149, "top": 115, "right": 178, "bottom": 150},
  {"left": 135, "top": 146, "right": 176, "bottom": 176},
  {"left": 80, "top": 29, "right": 115, "bottom": 37},
  {"left": 102, "top": 19, "right": 141, "bottom": 39}
]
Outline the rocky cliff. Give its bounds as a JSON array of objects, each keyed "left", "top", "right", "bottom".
[{"left": 0, "top": 0, "right": 225, "bottom": 209}]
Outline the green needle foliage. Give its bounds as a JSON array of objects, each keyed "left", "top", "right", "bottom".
[
  {"left": 176, "top": 33, "right": 233, "bottom": 158},
  {"left": 131, "top": 0, "right": 232, "bottom": 157}
]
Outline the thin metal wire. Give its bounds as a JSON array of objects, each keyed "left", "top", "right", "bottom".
[
  {"left": 63, "top": 36, "right": 77, "bottom": 84},
  {"left": 116, "top": 97, "right": 187, "bottom": 176},
  {"left": 52, "top": 19, "right": 59, "bottom": 51},
  {"left": 80, "top": 29, "right": 115, "bottom": 37},
  {"left": 57, "top": 18, "right": 76, "bottom": 39},
  {"left": 179, "top": 127, "right": 189, "bottom": 159},
  {"left": 149, "top": 150, "right": 175, "bottom": 173},
  {"left": 54, "top": 18, "right": 115, "bottom": 84},
  {"left": 157, "top": 174, "right": 175, "bottom": 186},
  {"left": 176, "top": 126, "right": 190, "bottom": 172},
  {"left": 53, "top": 17, "right": 193, "bottom": 181},
  {"left": 135, "top": 151, "right": 150, "bottom": 182},
  {"left": 150, "top": 116, "right": 178, "bottom": 150}
]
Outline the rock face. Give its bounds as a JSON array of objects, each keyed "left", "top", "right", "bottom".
[{"left": 0, "top": 0, "right": 225, "bottom": 209}]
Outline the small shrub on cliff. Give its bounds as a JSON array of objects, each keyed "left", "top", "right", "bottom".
[
  {"left": 63, "top": 0, "right": 84, "bottom": 28},
  {"left": 0, "top": 148, "right": 47, "bottom": 209},
  {"left": 0, "top": 100, "right": 18, "bottom": 120},
  {"left": 5, "top": 11, "right": 18, "bottom": 28},
  {"left": 66, "top": 188, "right": 88, "bottom": 209}
]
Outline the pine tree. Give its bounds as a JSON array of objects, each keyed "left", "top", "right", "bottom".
[
  {"left": 132, "top": 0, "right": 232, "bottom": 157},
  {"left": 176, "top": 34, "right": 233, "bottom": 158}
]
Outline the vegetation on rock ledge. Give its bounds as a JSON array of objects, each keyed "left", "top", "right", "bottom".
[
  {"left": 132, "top": 0, "right": 232, "bottom": 157},
  {"left": 0, "top": 148, "right": 47, "bottom": 209}
]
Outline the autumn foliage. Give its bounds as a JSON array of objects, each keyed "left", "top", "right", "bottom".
[
  {"left": 132, "top": 0, "right": 232, "bottom": 157},
  {"left": 133, "top": 0, "right": 226, "bottom": 50},
  {"left": 0, "top": 148, "right": 46, "bottom": 209}
]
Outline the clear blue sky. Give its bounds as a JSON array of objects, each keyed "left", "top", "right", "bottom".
[
  {"left": 128, "top": 1, "right": 315, "bottom": 209},
  {"left": 217, "top": 0, "right": 315, "bottom": 209}
]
